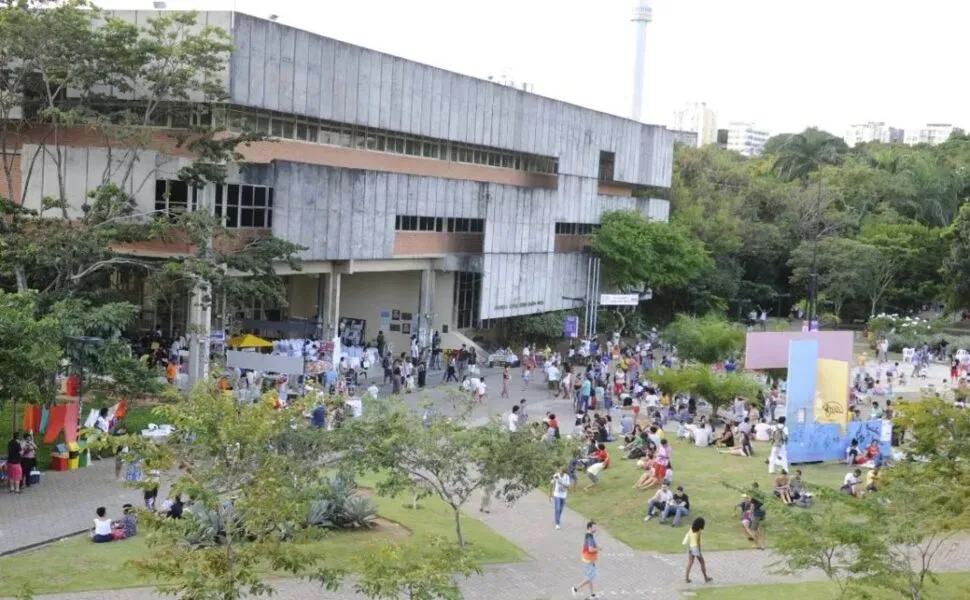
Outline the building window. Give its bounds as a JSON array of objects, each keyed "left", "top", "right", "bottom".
[
  {"left": 455, "top": 271, "right": 482, "bottom": 329},
  {"left": 214, "top": 183, "right": 273, "bottom": 228},
  {"left": 446, "top": 217, "right": 484, "bottom": 233},
  {"left": 598, "top": 151, "right": 615, "bottom": 181},
  {"left": 154, "top": 179, "right": 199, "bottom": 217},
  {"left": 223, "top": 106, "right": 559, "bottom": 176},
  {"left": 555, "top": 222, "right": 599, "bottom": 236},
  {"left": 397, "top": 216, "right": 483, "bottom": 233}
]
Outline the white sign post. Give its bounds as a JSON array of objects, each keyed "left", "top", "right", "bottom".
[{"left": 599, "top": 293, "right": 640, "bottom": 307}]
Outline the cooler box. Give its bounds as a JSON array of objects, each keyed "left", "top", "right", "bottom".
[
  {"left": 50, "top": 454, "right": 69, "bottom": 471},
  {"left": 28, "top": 470, "right": 40, "bottom": 485},
  {"left": 78, "top": 449, "right": 90, "bottom": 468}
]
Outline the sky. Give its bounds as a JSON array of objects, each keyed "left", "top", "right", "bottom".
[{"left": 99, "top": 0, "right": 970, "bottom": 137}]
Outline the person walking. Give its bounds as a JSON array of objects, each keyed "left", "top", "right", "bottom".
[
  {"left": 501, "top": 365, "right": 511, "bottom": 399},
  {"left": 768, "top": 417, "right": 789, "bottom": 474},
  {"left": 6, "top": 432, "right": 23, "bottom": 494},
  {"left": 571, "top": 521, "right": 600, "bottom": 598},
  {"left": 550, "top": 466, "right": 571, "bottom": 530},
  {"left": 684, "top": 517, "right": 713, "bottom": 584}
]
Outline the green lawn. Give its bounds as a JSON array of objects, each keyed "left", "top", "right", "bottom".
[
  {"left": 0, "top": 473, "right": 523, "bottom": 596},
  {"left": 689, "top": 572, "right": 970, "bottom": 599},
  {"left": 567, "top": 437, "right": 850, "bottom": 553},
  {"left": 1, "top": 400, "right": 159, "bottom": 469}
]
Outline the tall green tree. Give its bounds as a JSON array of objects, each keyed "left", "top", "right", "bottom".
[
  {"left": 663, "top": 314, "right": 744, "bottom": 364},
  {"left": 0, "top": 291, "right": 63, "bottom": 420},
  {"left": 943, "top": 202, "right": 970, "bottom": 306},
  {"left": 92, "top": 385, "right": 343, "bottom": 599},
  {"left": 333, "top": 398, "right": 569, "bottom": 548}
]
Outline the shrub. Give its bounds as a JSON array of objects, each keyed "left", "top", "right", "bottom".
[{"left": 305, "top": 474, "right": 378, "bottom": 530}]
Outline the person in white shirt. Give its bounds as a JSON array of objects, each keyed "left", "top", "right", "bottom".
[
  {"left": 768, "top": 416, "right": 790, "bottom": 474},
  {"left": 508, "top": 405, "right": 520, "bottom": 432},
  {"left": 475, "top": 378, "right": 487, "bottom": 403},
  {"left": 737, "top": 418, "right": 752, "bottom": 438},
  {"left": 644, "top": 483, "right": 674, "bottom": 521},
  {"left": 754, "top": 421, "right": 772, "bottom": 442},
  {"left": 550, "top": 467, "right": 571, "bottom": 529},
  {"left": 92, "top": 506, "right": 114, "bottom": 543},
  {"left": 841, "top": 469, "right": 863, "bottom": 498},
  {"left": 692, "top": 423, "right": 713, "bottom": 448}
]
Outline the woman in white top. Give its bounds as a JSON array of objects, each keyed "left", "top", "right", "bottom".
[{"left": 92, "top": 506, "right": 114, "bottom": 543}]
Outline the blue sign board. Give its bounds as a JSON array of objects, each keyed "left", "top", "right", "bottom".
[{"left": 563, "top": 315, "right": 579, "bottom": 339}]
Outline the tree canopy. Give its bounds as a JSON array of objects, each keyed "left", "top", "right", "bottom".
[{"left": 654, "top": 130, "right": 966, "bottom": 322}]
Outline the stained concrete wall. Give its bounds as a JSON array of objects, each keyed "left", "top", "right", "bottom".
[{"left": 228, "top": 12, "right": 674, "bottom": 188}]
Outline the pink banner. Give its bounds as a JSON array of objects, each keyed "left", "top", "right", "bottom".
[{"left": 745, "top": 331, "right": 854, "bottom": 370}]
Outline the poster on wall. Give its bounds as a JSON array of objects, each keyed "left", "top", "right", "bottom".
[
  {"left": 401, "top": 323, "right": 411, "bottom": 335},
  {"left": 401, "top": 312, "right": 413, "bottom": 322},
  {"left": 379, "top": 310, "right": 392, "bottom": 331},
  {"left": 563, "top": 315, "right": 579, "bottom": 339},
  {"left": 391, "top": 309, "right": 401, "bottom": 320}
]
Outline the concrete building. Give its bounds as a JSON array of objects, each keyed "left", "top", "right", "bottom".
[
  {"left": 10, "top": 10, "right": 674, "bottom": 353},
  {"left": 726, "top": 121, "right": 770, "bottom": 157},
  {"left": 844, "top": 122, "right": 904, "bottom": 146},
  {"left": 904, "top": 123, "right": 965, "bottom": 146},
  {"left": 670, "top": 130, "right": 699, "bottom": 147},
  {"left": 671, "top": 102, "right": 718, "bottom": 147}
]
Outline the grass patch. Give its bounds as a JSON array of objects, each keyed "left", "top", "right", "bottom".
[
  {"left": 688, "top": 572, "right": 970, "bottom": 599},
  {"left": 0, "top": 473, "right": 523, "bottom": 596},
  {"left": 0, "top": 401, "right": 158, "bottom": 469},
  {"left": 566, "top": 437, "right": 850, "bottom": 553}
]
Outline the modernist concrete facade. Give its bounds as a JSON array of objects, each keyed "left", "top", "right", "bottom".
[{"left": 13, "top": 10, "right": 674, "bottom": 350}]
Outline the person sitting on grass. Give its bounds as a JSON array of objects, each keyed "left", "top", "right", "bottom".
[
  {"left": 845, "top": 438, "right": 861, "bottom": 464},
  {"left": 773, "top": 470, "right": 794, "bottom": 505},
  {"left": 719, "top": 428, "right": 753, "bottom": 457},
  {"left": 660, "top": 485, "right": 691, "bottom": 526},
  {"left": 111, "top": 504, "right": 138, "bottom": 540},
  {"left": 840, "top": 469, "right": 865, "bottom": 498},
  {"left": 866, "top": 467, "right": 880, "bottom": 493},
  {"left": 633, "top": 452, "right": 665, "bottom": 490},
  {"left": 643, "top": 482, "right": 673, "bottom": 522},
  {"left": 737, "top": 493, "right": 766, "bottom": 549},
  {"left": 91, "top": 506, "right": 114, "bottom": 543},
  {"left": 584, "top": 443, "right": 610, "bottom": 491},
  {"left": 713, "top": 422, "right": 735, "bottom": 448},
  {"left": 789, "top": 469, "right": 813, "bottom": 508}
]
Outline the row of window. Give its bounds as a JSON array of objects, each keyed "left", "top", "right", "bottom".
[
  {"left": 105, "top": 101, "right": 560, "bottom": 176},
  {"left": 153, "top": 180, "right": 273, "bottom": 229},
  {"left": 225, "top": 107, "right": 560, "bottom": 175},
  {"left": 555, "top": 222, "right": 600, "bottom": 236},
  {"left": 395, "top": 215, "right": 485, "bottom": 233}
]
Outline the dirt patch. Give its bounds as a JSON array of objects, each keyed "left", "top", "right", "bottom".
[{"left": 371, "top": 517, "right": 410, "bottom": 540}]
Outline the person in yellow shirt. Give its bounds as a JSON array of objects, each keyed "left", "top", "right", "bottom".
[
  {"left": 865, "top": 468, "right": 880, "bottom": 492},
  {"left": 684, "top": 517, "right": 713, "bottom": 584}
]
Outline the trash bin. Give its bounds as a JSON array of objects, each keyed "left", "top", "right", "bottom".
[{"left": 417, "top": 369, "right": 427, "bottom": 388}]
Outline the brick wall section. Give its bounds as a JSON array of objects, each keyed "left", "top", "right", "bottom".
[
  {"left": 0, "top": 153, "right": 22, "bottom": 203},
  {"left": 110, "top": 228, "right": 270, "bottom": 257},
  {"left": 597, "top": 181, "right": 634, "bottom": 197},
  {"left": 553, "top": 234, "right": 591, "bottom": 253},
  {"left": 9, "top": 127, "right": 559, "bottom": 190},
  {"left": 393, "top": 232, "right": 484, "bottom": 256}
]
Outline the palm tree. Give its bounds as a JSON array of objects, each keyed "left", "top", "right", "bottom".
[{"left": 771, "top": 129, "right": 846, "bottom": 323}]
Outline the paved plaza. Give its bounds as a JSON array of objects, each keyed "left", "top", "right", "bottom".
[{"left": 3, "top": 361, "right": 969, "bottom": 599}]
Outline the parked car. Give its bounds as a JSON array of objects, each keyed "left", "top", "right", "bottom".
[{"left": 487, "top": 348, "right": 520, "bottom": 368}]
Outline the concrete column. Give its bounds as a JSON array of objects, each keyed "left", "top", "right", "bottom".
[
  {"left": 417, "top": 268, "right": 435, "bottom": 349},
  {"left": 315, "top": 274, "right": 326, "bottom": 339},
  {"left": 332, "top": 271, "right": 342, "bottom": 340}
]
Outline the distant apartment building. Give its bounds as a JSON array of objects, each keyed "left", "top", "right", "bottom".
[
  {"left": 671, "top": 102, "right": 718, "bottom": 147},
  {"left": 844, "top": 122, "right": 904, "bottom": 146},
  {"left": 670, "top": 130, "right": 699, "bottom": 147},
  {"left": 904, "top": 124, "right": 965, "bottom": 146},
  {"left": 726, "top": 122, "right": 770, "bottom": 157}
]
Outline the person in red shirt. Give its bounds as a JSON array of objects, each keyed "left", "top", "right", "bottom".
[
  {"left": 584, "top": 444, "right": 610, "bottom": 491},
  {"left": 572, "top": 521, "right": 601, "bottom": 598}
]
